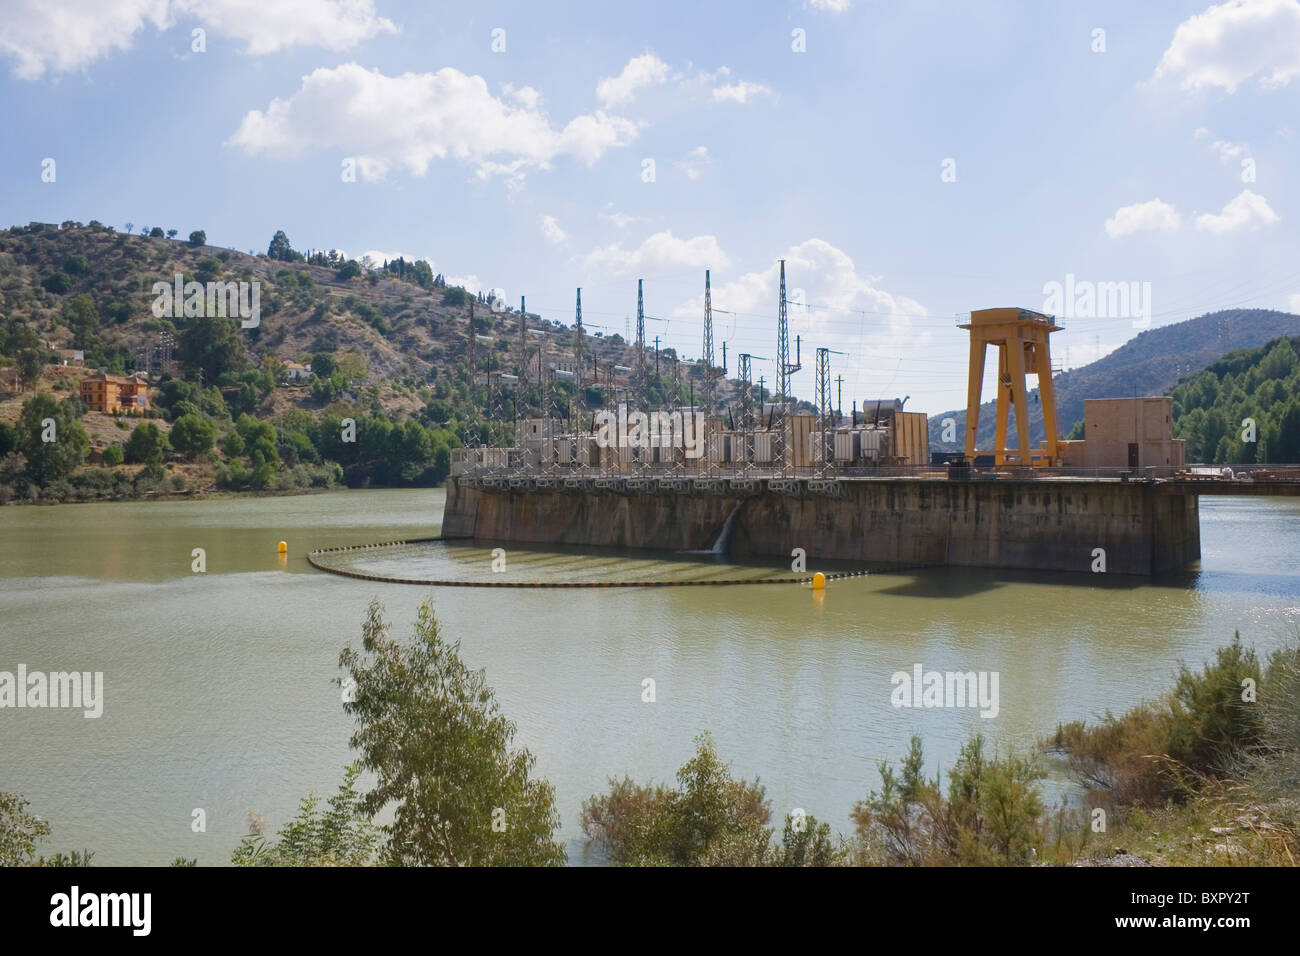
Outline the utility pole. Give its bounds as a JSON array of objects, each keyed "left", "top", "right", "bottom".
[
  {"left": 654, "top": 334, "right": 660, "bottom": 378},
  {"left": 774, "top": 260, "right": 800, "bottom": 474},
  {"left": 815, "top": 348, "right": 845, "bottom": 473},
  {"left": 835, "top": 375, "right": 844, "bottom": 423}
]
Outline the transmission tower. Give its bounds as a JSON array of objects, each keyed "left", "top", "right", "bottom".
[
  {"left": 702, "top": 269, "right": 716, "bottom": 414},
  {"left": 774, "top": 260, "right": 801, "bottom": 474},
  {"left": 814, "top": 348, "right": 845, "bottom": 474},
  {"left": 635, "top": 279, "right": 647, "bottom": 405},
  {"left": 738, "top": 353, "right": 753, "bottom": 430},
  {"left": 518, "top": 296, "right": 528, "bottom": 385},
  {"left": 574, "top": 287, "right": 586, "bottom": 385}
]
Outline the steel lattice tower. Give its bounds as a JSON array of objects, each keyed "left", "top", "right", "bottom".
[
  {"left": 635, "top": 279, "right": 646, "bottom": 404},
  {"left": 574, "top": 287, "right": 586, "bottom": 385},
  {"left": 517, "top": 296, "right": 529, "bottom": 385},
  {"left": 702, "top": 269, "right": 715, "bottom": 414},
  {"left": 738, "top": 353, "right": 753, "bottom": 430}
]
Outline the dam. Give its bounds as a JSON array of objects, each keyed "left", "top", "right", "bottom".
[{"left": 441, "top": 473, "right": 1204, "bottom": 575}]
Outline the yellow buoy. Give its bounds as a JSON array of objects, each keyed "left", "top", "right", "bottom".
[
  {"left": 812, "top": 572, "right": 826, "bottom": 590},
  {"left": 278, "top": 540, "right": 287, "bottom": 554}
]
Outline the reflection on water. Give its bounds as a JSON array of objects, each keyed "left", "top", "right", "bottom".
[{"left": 0, "top": 490, "right": 1297, "bottom": 864}]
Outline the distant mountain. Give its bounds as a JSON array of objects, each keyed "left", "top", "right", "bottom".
[{"left": 928, "top": 309, "right": 1300, "bottom": 452}]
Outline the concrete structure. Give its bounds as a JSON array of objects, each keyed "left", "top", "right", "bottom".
[
  {"left": 1059, "top": 397, "right": 1186, "bottom": 469},
  {"left": 282, "top": 361, "right": 311, "bottom": 383},
  {"left": 443, "top": 476, "right": 1203, "bottom": 575},
  {"left": 961, "top": 308, "right": 1061, "bottom": 466},
  {"left": 80, "top": 372, "right": 149, "bottom": 412}
]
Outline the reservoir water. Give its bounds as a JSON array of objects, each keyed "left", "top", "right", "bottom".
[{"left": 1, "top": 490, "right": 1297, "bottom": 864}]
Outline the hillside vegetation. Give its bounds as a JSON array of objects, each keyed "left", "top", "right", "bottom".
[
  {"left": 930, "top": 309, "right": 1300, "bottom": 455},
  {"left": 0, "top": 220, "right": 716, "bottom": 502},
  {"left": 1171, "top": 336, "right": 1300, "bottom": 464}
]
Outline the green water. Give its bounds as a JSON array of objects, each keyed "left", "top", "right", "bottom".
[{"left": 1, "top": 489, "right": 1297, "bottom": 864}]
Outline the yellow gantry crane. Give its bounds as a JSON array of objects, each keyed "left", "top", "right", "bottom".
[{"left": 960, "top": 308, "right": 1062, "bottom": 466}]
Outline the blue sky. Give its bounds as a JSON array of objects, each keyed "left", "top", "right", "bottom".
[{"left": 3, "top": 0, "right": 1299, "bottom": 415}]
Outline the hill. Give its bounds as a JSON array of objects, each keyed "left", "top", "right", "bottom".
[
  {"left": 1171, "top": 335, "right": 1300, "bottom": 463},
  {"left": 928, "top": 309, "right": 1300, "bottom": 453}
]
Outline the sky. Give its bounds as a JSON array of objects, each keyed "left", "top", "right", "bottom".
[{"left": 3, "top": 0, "right": 1300, "bottom": 416}]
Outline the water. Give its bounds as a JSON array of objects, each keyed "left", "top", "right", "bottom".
[{"left": 1, "top": 489, "right": 1297, "bottom": 865}]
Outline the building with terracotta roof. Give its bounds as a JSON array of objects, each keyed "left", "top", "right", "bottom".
[{"left": 80, "top": 371, "right": 150, "bottom": 413}]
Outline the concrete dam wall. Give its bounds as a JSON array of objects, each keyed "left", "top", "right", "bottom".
[{"left": 441, "top": 477, "right": 1201, "bottom": 575}]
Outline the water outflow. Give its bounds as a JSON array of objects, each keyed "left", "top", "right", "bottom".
[{"left": 679, "top": 503, "right": 743, "bottom": 557}]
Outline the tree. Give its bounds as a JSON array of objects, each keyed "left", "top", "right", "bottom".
[
  {"left": 17, "top": 394, "right": 90, "bottom": 484},
  {"left": 41, "top": 272, "right": 72, "bottom": 294},
  {"left": 267, "top": 230, "right": 297, "bottom": 261},
  {"left": 170, "top": 414, "right": 216, "bottom": 459},
  {"left": 124, "top": 222, "right": 134, "bottom": 235},
  {"left": 180, "top": 315, "right": 247, "bottom": 383},
  {"left": 335, "top": 260, "right": 362, "bottom": 282},
  {"left": 166, "top": 229, "right": 178, "bottom": 240},
  {"left": 581, "top": 732, "right": 774, "bottom": 865},
  {"left": 1, "top": 792, "right": 52, "bottom": 865},
  {"left": 338, "top": 599, "right": 566, "bottom": 866},
  {"left": 102, "top": 444, "right": 124, "bottom": 466},
  {"left": 17, "top": 348, "right": 45, "bottom": 391},
  {"left": 125, "top": 421, "right": 169, "bottom": 467},
  {"left": 188, "top": 230, "right": 206, "bottom": 247},
  {"left": 149, "top": 227, "right": 164, "bottom": 238},
  {"left": 232, "top": 765, "right": 381, "bottom": 866},
  {"left": 310, "top": 352, "right": 336, "bottom": 379}
]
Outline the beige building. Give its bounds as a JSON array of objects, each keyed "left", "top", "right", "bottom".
[{"left": 1060, "top": 397, "right": 1185, "bottom": 468}]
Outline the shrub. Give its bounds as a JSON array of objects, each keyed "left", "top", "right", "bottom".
[{"left": 101, "top": 444, "right": 124, "bottom": 466}]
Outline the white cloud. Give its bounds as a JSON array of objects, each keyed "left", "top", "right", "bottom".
[
  {"left": 0, "top": 0, "right": 396, "bottom": 79},
  {"left": 1195, "top": 189, "right": 1279, "bottom": 232},
  {"left": 540, "top": 215, "right": 567, "bottom": 244},
  {"left": 1193, "top": 126, "right": 1212, "bottom": 139},
  {"left": 809, "top": 0, "right": 853, "bottom": 11},
  {"left": 357, "top": 249, "right": 420, "bottom": 268},
  {"left": 1153, "top": 0, "right": 1300, "bottom": 93},
  {"left": 598, "top": 202, "right": 641, "bottom": 229},
  {"left": 674, "top": 145, "right": 711, "bottom": 180},
  {"left": 443, "top": 274, "right": 481, "bottom": 293},
  {"left": 712, "top": 80, "right": 772, "bottom": 104},
  {"left": 227, "top": 63, "right": 640, "bottom": 183},
  {"left": 1289, "top": 293, "right": 1300, "bottom": 313},
  {"left": 671, "top": 238, "right": 928, "bottom": 354},
  {"left": 1104, "top": 198, "right": 1182, "bottom": 237},
  {"left": 581, "top": 231, "right": 731, "bottom": 276},
  {"left": 1210, "top": 138, "right": 1249, "bottom": 161},
  {"left": 596, "top": 53, "right": 670, "bottom": 108}
]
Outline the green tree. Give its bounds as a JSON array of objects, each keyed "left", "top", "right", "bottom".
[
  {"left": 232, "top": 765, "right": 381, "bottom": 866},
  {"left": 180, "top": 315, "right": 247, "bottom": 383},
  {"left": 102, "top": 444, "right": 124, "bottom": 466},
  {"left": 125, "top": 421, "right": 169, "bottom": 467},
  {"left": 170, "top": 413, "right": 216, "bottom": 459},
  {"left": 42, "top": 272, "right": 72, "bottom": 294},
  {"left": 17, "top": 348, "right": 46, "bottom": 391},
  {"left": 17, "top": 394, "right": 89, "bottom": 484},
  {"left": 581, "top": 732, "right": 774, "bottom": 865},
  {"left": 188, "top": 230, "right": 206, "bottom": 246},
  {"left": 1, "top": 792, "right": 51, "bottom": 865},
  {"left": 339, "top": 599, "right": 566, "bottom": 866},
  {"left": 267, "top": 230, "right": 298, "bottom": 261},
  {"left": 335, "top": 260, "right": 362, "bottom": 282},
  {"left": 310, "top": 352, "right": 336, "bottom": 379}
]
